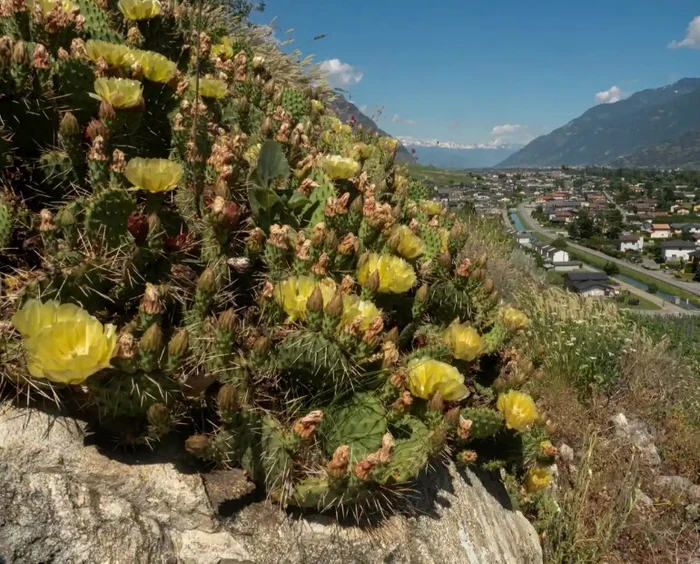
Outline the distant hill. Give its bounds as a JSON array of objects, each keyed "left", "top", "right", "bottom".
[
  {"left": 325, "top": 94, "right": 413, "bottom": 162},
  {"left": 500, "top": 78, "right": 700, "bottom": 168},
  {"left": 611, "top": 128, "right": 700, "bottom": 169},
  {"left": 403, "top": 142, "right": 521, "bottom": 169}
]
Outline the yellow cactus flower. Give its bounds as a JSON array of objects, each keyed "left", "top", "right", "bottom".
[
  {"left": 273, "top": 276, "right": 337, "bottom": 322},
  {"left": 524, "top": 466, "right": 552, "bottom": 493},
  {"left": 12, "top": 299, "right": 117, "bottom": 385},
  {"left": 118, "top": 0, "right": 161, "bottom": 20},
  {"left": 311, "top": 99, "right": 324, "bottom": 112},
  {"left": 321, "top": 155, "right": 361, "bottom": 180},
  {"left": 196, "top": 78, "right": 228, "bottom": 99},
  {"left": 38, "top": 0, "right": 76, "bottom": 15},
  {"left": 211, "top": 37, "right": 234, "bottom": 59},
  {"left": 243, "top": 143, "right": 261, "bottom": 167},
  {"left": 497, "top": 390, "right": 538, "bottom": 431},
  {"left": 420, "top": 200, "right": 443, "bottom": 216},
  {"left": 501, "top": 307, "right": 530, "bottom": 332},
  {"left": 351, "top": 143, "right": 372, "bottom": 160},
  {"left": 407, "top": 357, "right": 469, "bottom": 401},
  {"left": 85, "top": 40, "right": 132, "bottom": 67},
  {"left": 340, "top": 294, "right": 381, "bottom": 332},
  {"left": 378, "top": 137, "right": 398, "bottom": 152},
  {"left": 129, "top": 50, "right": 177, "bottom": 83},
  {"left": 390, "top": 225, "right": 425, "bottom": 260},
  {"left": 124, "top": 158, "right": 184, "bottom": 193},
  {"left": 357, "top": 253, "right": 416, "bottom": 294},
  {"left": 442, "top": 321, "right": 484, "bottom": 361},
  {"left": 94, "top": 77, "right": 143, "bottom": 109}
]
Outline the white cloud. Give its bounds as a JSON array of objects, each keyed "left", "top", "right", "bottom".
[
  {"left": 391, "top": 114, "right": 416, "bottom": 125},
  {"left": 319, "top": 58, "right": 363, "bottom": 85},
  {"left": 490, "top": 124, "right": 524, "bottom": 137},
  {"left": 669, "top": 16, "right": 700, "bottom": 49},
  {"left": 594, "top": 85, "right": 625, "bottom": 104}
]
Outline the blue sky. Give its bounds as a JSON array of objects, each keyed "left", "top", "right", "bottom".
[{"left": 251, "top": 1, "right": 700, "bottom": 146}]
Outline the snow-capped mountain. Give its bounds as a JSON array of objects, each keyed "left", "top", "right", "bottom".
[{"left": 399, "top": 137, "right": 524, "bottom": 169}]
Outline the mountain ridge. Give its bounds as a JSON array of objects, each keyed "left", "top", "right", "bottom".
[{"left": 499, "top": 78, "right": 700, "bottom": 168}]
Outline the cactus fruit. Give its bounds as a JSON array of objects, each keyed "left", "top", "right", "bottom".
[{"left": 0, "top": 0, "right": 546, "bottom": 518}]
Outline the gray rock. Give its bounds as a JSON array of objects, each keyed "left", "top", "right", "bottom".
[
  {"left": 0, "top": 406, "right": 543, "bottom": 564},
  {"left": 558, "top": 443, "right": 574, "bottom": 463},
  {"left": 634, "top": 488, "right": 653, "bottom": 509},
  {"left": 610, "top": 412, "right": 661, "bottom": 467},
  {"left": 655, "top": 475, "right": 693, "bottom": 498}
]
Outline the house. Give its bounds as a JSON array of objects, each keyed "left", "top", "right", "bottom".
[
  {"left": 689, "top": 249, "right": 700, "bottom": 269},
  {"left": 691, "top": 233, "right": 700, "bottom": 247},
  {"left": 514, "top": 232, "right": 532, "bottom": 248},
  {"left": 533, "top": 242, "right": 570, "bottom": 263},
  {"left": 661, "top": 240, "right": 697, "bottom": 261},
  {"left": 619, "top": 235, "right": 644, "bottom": 252},
  {"left": 563, "top": 272, "right": 614, "bottom": 297},
  {"left": 649, "top": 224, "right": 672, "bottom": 239}
]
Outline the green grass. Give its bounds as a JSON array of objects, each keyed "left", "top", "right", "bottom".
[
  {"left": 404, "top": 163, "right": 477, "bottom": 186},
  {"left": 617, "top": 293, "right": 662, "bottom": 311}
]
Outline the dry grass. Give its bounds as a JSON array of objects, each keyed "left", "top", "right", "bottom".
[{"left": 463, "top": 219, "right": 700, "bottom": 563}]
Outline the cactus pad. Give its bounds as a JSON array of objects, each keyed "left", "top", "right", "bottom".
[{"left": 84, "top": 188, "right": 137, "bottom": 248}]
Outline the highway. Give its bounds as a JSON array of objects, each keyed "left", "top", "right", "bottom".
[{"left": 516, "top": 202, "right": 700, "bottom": 298}]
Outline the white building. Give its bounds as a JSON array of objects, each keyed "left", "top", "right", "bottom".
[
  {"left": 533, "top": 242, "right": 570, "bottom": 263},
  {"left": 514, "top": 232, "right": 532, "bottom": 248},
  {"left": 618, "top": 235, "right": 644, "bottom": 252},
  {"left": 649, "top": 224, "right": 672, "bottom": 239},
  {"left": 661, "top": 241, "right": 697, "bottom": 261}
]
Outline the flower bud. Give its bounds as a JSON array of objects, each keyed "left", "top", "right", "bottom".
[
  {"left": 59, "top": 112, "right": 80, "bottom": 137},
  {"left": 99, "top": 99, "right": 116, "bottom": 121},
  {"left": 127, "top": 212, "right": 149, "bottom": 244},
  {"left": 147, "top": 403, "right": 170, "bottom": 427},
  {"left": 385, "top": 326, "right": 400, "bottom": 344},
  {"left": 168, "top": 328, "right": 189, "bottom": 359},
  {"left": 415, "top": 283, "right": 429, "bottom": 304},
  {"left": 12, "top": 41, "right": 27, "bottom": 64},
  {"left": 217, "top": 308, "right": 237, "bottom": 333},
  {"left": 366, "top": 270, "right": 380, "bottom": 292},
  {"left": 86, "top": 119, "right": 107, "bottom": 141},
  {"left": 306, "top": 286, "right": 324, "bottom": 313},
  {"left": 263, "top": 78, "right": 275, "bottom": 95},
  {"left": 147, "top": 213, "right": 162, "bottom": 235},
  {"left": 325, "top": 293, "right": 343, "bottom": 318},
  {"left": 140, "top": 283, "right": 164, "bottom": 316},
  {"left": 252, "top": 55, "right": 265, "bottom": 69},
  {"left": 437, "top": 251, "right": 452, "bottom": 269},
  {"left": 252, "top": 335, "right": 271, "bottom": 356},
  {"left": 444, "top": 407, "right": 461, "bottom": 427},
  {"left": 427, "top": 391, "right": 444, "bottom": 413},
  {"left": 185, "top": 434, "right": 210, "bottom": 457},
  {"left": 326, "top": 445, "right": 350, "bottom": 479},
  {"left": 140, "top": 323, "right": 164, "bottom": 354},
  {"left": 217, "top": 383, "right": 239, "bottom": 413},
  {"left": 350, "top": 195, "right": 364, "bottom": 214},
  {"left": 197, "top": 268, "right": 216, "bottom": 293},
  {"left": 458, "top": 450, "right": 478, "bottom": 465}
]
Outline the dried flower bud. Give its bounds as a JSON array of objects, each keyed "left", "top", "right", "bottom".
[
  {"left": 445, "top": 407, "right": 461, "bottom": 427},
  {"left": 483, "top": 278, "right": 494, "bottom": 294},
  {"left": 385, "top": 326, "right": 400, "bottom": 344},
  {"left": 168, "top": 328, "right": 189, "bottom": 359},
  {"left": 39, "top": 209, "right": 54, "bottom": 232},
  {"left": 415, "top": 283, "right": 429, "bottom": 304},
  {"left": 99, "top": 99, "right": 116, "bottom": 121},
  {"left": 457, "top": 417, "right": 473, "bottom": 440},
  {"left": 366, "top": 270, "right": 380, "bottom": 292},
  {"left": 350, "top": 195, "right": 364, "bottom": 214},
  {"left": 227, "top": 256, "right": 251, "bottom": 273},
  {"left": 185, "top": 434, "right": 210, "bottom": 457},
  {"left": 293, "top": 410, "right": 324, "bottom": 439},
  {"left": 389, "top": 368, "right": 408, "bottom": 388},
  {"left": 252, "top": 336, "right": 271, "bottom": 356},
  {"left": 86, "top": 119, "right": 107, "bottom": 141},
  {"left": 261, "top": 116, "right": 273, "bottom": 137},
  {"left": 437, "top": 251, "right": 452, "bottom": 269},
  {"left": 326, "top": 445, "right": 350, "bottom": 478},
  {"left": 140, "top": 283, "right": 164, "bottom": 316},
  {"left": 147, "top": 213, "right": 162, "bottom": 235},
  {"left": 12, "top": 40, "right": 27, "bottom": 64},
  {"left": 458, "top": 450, "right": 478, "bottom": 465}
]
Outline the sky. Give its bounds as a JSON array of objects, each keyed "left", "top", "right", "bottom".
[{"left": 251, "top": 1, "right": 700, "bottom": 147}]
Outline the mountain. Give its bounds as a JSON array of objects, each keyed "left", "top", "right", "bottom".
[
  {"left": 499, "top": 78, "right": 700, "bottom": 168},
  {"left": 400, "top": 138, "right": 522, "bottom": 169},
  {"left": 325, "top": 94, "right": 413, "bottom": 162},
  {"left": 611, "top": 128, "right": 700, "bottom": 169}
]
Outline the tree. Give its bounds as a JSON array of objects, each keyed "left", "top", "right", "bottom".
[
  {"left": 647, "top": 282, "right": 659, "bottom": 294},
  {"left": 552, "top": 237, "right": 568, "bottom": 250},
  {"left": 694, "top": 265, "right": 700, "bottom": 282},
  {"left": 603, "top": 262, "right": 620, "bottom": 276}
]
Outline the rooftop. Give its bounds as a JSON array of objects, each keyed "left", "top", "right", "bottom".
[
  {"left": 661, "top": 241, "right": 697, "bottom": 249},
  {"left": 564, "top": 272, "right": 610, "bottom": 282}
]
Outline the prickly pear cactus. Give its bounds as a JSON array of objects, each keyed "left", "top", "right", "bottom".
[{"left": 0, "top": 0, "right": 549, "bottom": 516}]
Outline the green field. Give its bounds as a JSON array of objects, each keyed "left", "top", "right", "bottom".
[{"left": 404, "top": 163, "right": 478, "bottom": 186}]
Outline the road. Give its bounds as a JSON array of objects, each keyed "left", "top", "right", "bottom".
[
  {"left": 602, "top": 190, "right": 629, "bottom": 221},
  {"left": 516, "top": 202, "right": 700, "bottom": 298}
]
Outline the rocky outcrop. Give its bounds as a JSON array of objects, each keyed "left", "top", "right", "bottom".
[{"left": 0, "top": 406, "right": 542, "bottom": 564}]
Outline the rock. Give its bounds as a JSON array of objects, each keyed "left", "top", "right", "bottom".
[
  {"left": 688, "top": 485, "right": 700, "bottom": 504},
  {"left": 610, "top": 412, "right": 661, "bottom": 467},
  {"left": 558, "top": 443, "right": 574, "bottom": 463},
  {"left": 634, "top": 488, "right": 653, "bottom": 509},
  {"left": 655, "top": 475, "right": 693, "bottom": 498},
  {"left": 0, "top": 406, "right": 543, "bottom": 564}
]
